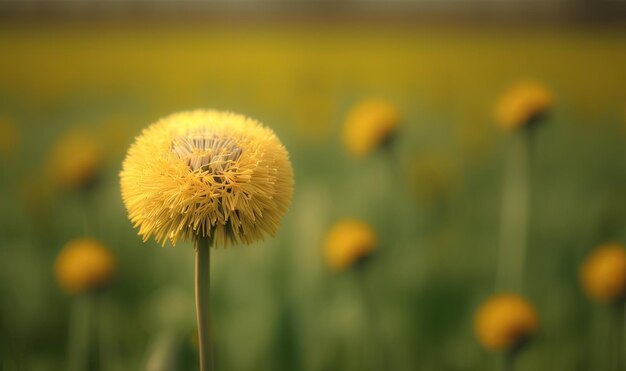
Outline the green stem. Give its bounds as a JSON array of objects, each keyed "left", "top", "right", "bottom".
[
  {"left": 355, "top": 265, "right": 388, "bottom": 371},
  {"left": 502, "top": 350, "right": 516, "bottom": 371},
  {"left": 382, "top": 140, "right": 402, "bottom": 188},
  {"left": 382, "top": 143, "right": 410, "bottom": 244},
  {"left": 145, "top": 332, "right": 180, "bottom": 371},
  {"left": 496, "top": 131, "right": 530, "bottom": 292},
  {"left": 195, "top": 234, "right": 214, "bottom": 371},
  {"left": 611, "top": 302, "right": 625, "bottom": 371},
  {"left": 97, "top": 294, "right": 116, "bottom": 371},
  {"left": 80, "top": 189, "right": 95, "bottom": 236},
  {"left": 68, "top": 295, "right": 92, "bottom": 371},
  {"left": 622, "top": 303, "right": 626, "bottom": 371}
]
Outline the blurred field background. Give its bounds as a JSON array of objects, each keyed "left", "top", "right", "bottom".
[{"left": 0, "top": 5, "right": 625, "bottom": 370}]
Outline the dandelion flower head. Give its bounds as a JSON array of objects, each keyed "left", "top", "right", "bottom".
[
  {"left": 495, "top": 81, "right": 553, "bottom": 130},
  {"left": 120, "top": 110, "right": 294, "bottom": 247},
  {"left": 474, "top": 294, "right": 539, "bottom": 352},
  {"left": 343, "top": 99, "right": 400, "bottom": 157},
  {"left": 324, "top": 219, "right": 378, "bottom": 271},
  {"left": 55, "top": 238, "right": 116, "bottom": 295},
  {"left": 580, "top": 242, "right": 626, "bottom": 303}
]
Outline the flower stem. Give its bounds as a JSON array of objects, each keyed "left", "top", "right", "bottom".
[
  {"left": 622, "top": 303, "right": 626, "bottom": 371},
  {"left": 195, "top": 234, "right": 214, "bottom": 371},
  {"left": 611, "top": 301, "right": 625, "bottom": 371},
  {"left": 496, "top": 130, "right": 531, "bottom": 292},
  {"left": 355, "top": 265, "right": 388, "bottom": 371},
  {"left": 382, "top": 140, "right": 402, "bottom": 188},
  {"left": 68, "top": 295, "right": 92, "bottom": 371},
  {"left": 79, "top": 189, "right": 96, "bottom": 236},
  {"left": 502, "top": 350, "right": 516, "bottom": 371},
  {"left": 97, "top": 293, "right": 116, "bottom": 371}
]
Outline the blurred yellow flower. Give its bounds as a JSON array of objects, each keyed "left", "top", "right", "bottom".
[
  {"left": 54, "top": 238, "right": 116, "bottom": 295},
  {"left": 324, "top": 219, "right": 378, "bottom": 271},
  {"left": 0, "top": 116, "right": 19, "bottom": 158},
  {"left": 343, "top": 99, "right": 400, "bottom": 157},
  {"left": 474, "top": 294, "right": 539, "bottom": 352},
  {"left": 495, "top": 81, "right": 554, "bottom": 130},
  {"left": 49, "top": 130, "right": 103, "bottom": 190},
  {"left": 580, "top": 242, "right": 626, "bottom": 303},
  {"left": 120, "top": 110, "right": 294, "bottom": 247}
]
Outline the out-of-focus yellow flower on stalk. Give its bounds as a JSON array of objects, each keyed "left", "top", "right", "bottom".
[
  {"left": 323, "top": 218, "right": 386, "bottom": 369},
  {"left": 580, "top": 243, "right": 626, "bottom": 303},
  {"left": 474, "top": 294, "right": 539, "bottom": 352},
  {"left": 495, "top": 81, "right": 554, "bottom": 130},
  {"left": 54, "top": 238, "right": 116, "bottom": 295},
  {"left": 49, "top": 130, "right": 103, "bottom": 191},
  {"left": 324, "top": 219, "right": 378, "bottom": 271},
  {"left": 343, "top": 99, "right": 401, "bottom": 157},
  {"left": 495, "top": 81, "right": 552, "bottom": 293}
]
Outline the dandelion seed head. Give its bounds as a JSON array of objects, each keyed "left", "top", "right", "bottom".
[
  {"left": 120, "top": 110, "right": 294, "bottom": 247},
  {"left": 580, "top": 242, "right": 626, "bottom": 303},
  {"left": 474, "top": 294, "right": 538, "bottom": 352}
]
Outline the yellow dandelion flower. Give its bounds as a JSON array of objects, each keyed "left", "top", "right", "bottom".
[
  {"left": 343, "top": 99, "right": 400, "bottom": 157},
  {"left": 474, "top": 294, "right": 539, "bottom": 352},
  {"left": 49, "top": 130, "right": 103, "bottom": 190},
  {"left": 495, "top": 81, "right": 554, "bottom": 130},
  {"left": 120, "top": 109, "right": 294, "bottom": 247},
  {"left": 54, "top": 238, "right": 116, "bottom": 295},
  {"left": 324, "top": 219, "right": 378, "bottom": 271},
  {"left": 580, "top": 242, "right": 626, "bottom": 303},
  {"left": 0, "top": 116, "right": 19, "bottom": 158}
]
